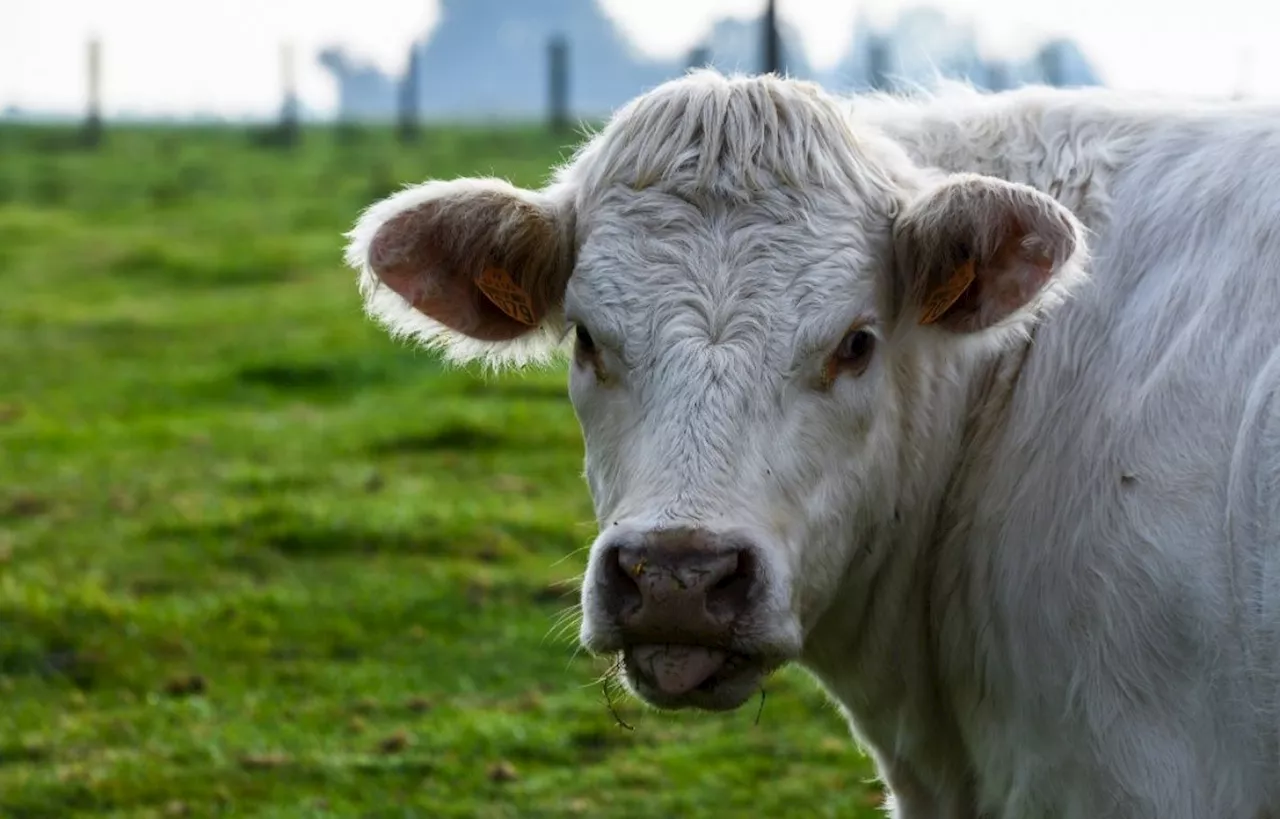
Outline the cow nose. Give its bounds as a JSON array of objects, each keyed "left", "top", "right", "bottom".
[{"left": 602, "top": 529, "right": 759, "bottom": 644}]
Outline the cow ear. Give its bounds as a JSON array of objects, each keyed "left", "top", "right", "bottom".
[
  {"left": 345, "top": 178, "right": 575, "bottom": 367},
  {"left": 893, "top": 174, "right": 1086, "bottom": 335}
]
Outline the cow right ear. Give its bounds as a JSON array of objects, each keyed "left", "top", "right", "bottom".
[
  {"left": 893, "top": 174, "right": 1087, "bottom": 337},
  {"left": 345, "top": 178, "right": 576, "bottom": 367}
]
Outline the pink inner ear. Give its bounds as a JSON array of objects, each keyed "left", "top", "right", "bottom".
[
  {"left": 987, "top": 232, "right": 1056, "bottom": 317},
  {"left": 366, "top": 206, "right": 541, "bottom": 343},
  {"left": 927, "top": 228, "right": 1059, "bottom": 334}
]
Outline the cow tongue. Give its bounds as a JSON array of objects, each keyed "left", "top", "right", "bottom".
[{"left": 630, "top": 644, "right": 729, "bottom": 696}]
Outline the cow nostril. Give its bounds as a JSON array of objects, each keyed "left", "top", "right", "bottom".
[
  {"left": 706, "top": 550, "right": 756, "bottom": 615},
  {"left": 604, "top": 546, "right": 644, "bottom": 619},
  {"left": 605, "top": 538, "right": 761, "bottom": 632},
  {"left": 711, "top": 572, "right": 741, "bottom": 592}
]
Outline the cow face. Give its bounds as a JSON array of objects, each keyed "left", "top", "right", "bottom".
[{"left": 347, "top": 71, "right": 1086, "bottom": 712}]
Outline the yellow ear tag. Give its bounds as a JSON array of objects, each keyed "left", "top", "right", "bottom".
[
  {"left": 475, "top": 267, "right": 540, "bottom": 326},
  {"left": 919, "top": 259, "right": 976, "bottom": 326}
]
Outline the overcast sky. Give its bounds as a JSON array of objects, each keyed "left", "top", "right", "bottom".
[{"left": 2, "top": 0, "right": 1274, "bottom": 116}]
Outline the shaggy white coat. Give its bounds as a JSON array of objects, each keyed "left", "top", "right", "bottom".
[{"left": 346, "top": 70, "right": 1280, "bottom": 818}]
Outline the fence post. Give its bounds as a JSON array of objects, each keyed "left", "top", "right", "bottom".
[
  {"left": 82, "top": 37, "right": 103, "bottom": 148},
  {"left": 761, "top": 0, "right": 781, "bottom": 75},
  {"left": 279, "top": 42, "right": 300, "bottom": 148},
  {"left": 398, "top": 42, "right": 421, "bottom": 143},
  {"left": 547, "top": 35, "right": 570, "bottom": 134}
]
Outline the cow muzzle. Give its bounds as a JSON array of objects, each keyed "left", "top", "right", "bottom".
[{"left": 581, "top": 525, "right": 794, "bottom": 711}]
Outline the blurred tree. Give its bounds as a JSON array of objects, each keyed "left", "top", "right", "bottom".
[
  {"left": 985, "top": 59, "right": 1014, "bottom": 92},
  {"left": 867, "top": 35, "right": 891, "bottom": 92},
  {"left": 1037, "top": 42, "right": 1067, "bottom": 87},
  {"left": 687, "top": 45, "right": 711, "bottom": 72},
  {"left": 318, "top": 47, "right": 396, "bottom": 122},
  {"left": 315, "top": 1, "right": 1105, "bottom": 119},
  {"left": 703, "top": 15, "right": 813, "bottom": 78},
  {"left": 1033, "top": 38, "right": 1102, "bottom": 87}
]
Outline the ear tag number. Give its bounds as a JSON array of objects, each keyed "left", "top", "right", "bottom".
[
  {"left": 476, "top": 267, "right": 540, "bottom": 326},
  {"left": 919, "top": 259, "right": 976, "bottom": 325}
]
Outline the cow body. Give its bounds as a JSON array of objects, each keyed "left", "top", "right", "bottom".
[
  {"left": 809, "top": 92, "right": 1280, "bottom": 818},
  {"left": 346, "top": 72, "right": 1280, "bottom": 817}
]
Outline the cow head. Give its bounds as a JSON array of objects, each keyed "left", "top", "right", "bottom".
[{"left": 346, "top": 71, "right": 1087, "bottom": 712}]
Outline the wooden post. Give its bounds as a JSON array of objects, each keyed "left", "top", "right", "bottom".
[
  {"left": 278, "top": 42, "right": 300, "bottom": 147},
  {"left": 687, "top": 45, "right": 711, "bottom": 72},
  {"left": 82, "top": 37, "right": 103, "bottom": 147},
  {"left": 397, "top": 42, "right": 420, "bottom": 143},
  {"left": 547, "top": 35, "right": 570, "bottom": 134},
  {"left": 761, "top": 0, "right": 781, "bottom": 75}
]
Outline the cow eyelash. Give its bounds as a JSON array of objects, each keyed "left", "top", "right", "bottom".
[
  {"left": 835, "top": 328, "right": 875, "bottom": 367},
  {"left": 823, "top": 324, "right": 877, "bottom": 386},
  {"left": 572, "top": 323, "right": 613, "bottom": 385}
]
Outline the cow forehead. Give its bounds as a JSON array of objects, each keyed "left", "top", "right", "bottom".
[
  {"left": 556, "top": 73, "right": 910, "bottom": 369},
  {"left": 566, "top": 187, "right": 887, "bottom": 373},
  {"left": 563, "top": 71, "right": 908, "bottom": 210}
]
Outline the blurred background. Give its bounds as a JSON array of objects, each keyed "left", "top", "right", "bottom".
[{"left": 0, "top": 1, "right": 1267, "bottom": 817}]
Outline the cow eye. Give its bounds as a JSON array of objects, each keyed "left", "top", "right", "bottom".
[
  {"left": 829, "top": 328, "right": 875, "bottom": 379},
  {"left": 575, "top": 324, "right": 596, "bottom": 355}
]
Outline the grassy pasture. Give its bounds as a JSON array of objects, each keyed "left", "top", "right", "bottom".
[{"left": 0, "top": 124, "right": 881, "bottom": 817}]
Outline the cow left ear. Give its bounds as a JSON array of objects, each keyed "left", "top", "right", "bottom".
[
  {"left": 345, "top": 177, "right": 576, "bottom": 368},
  {"left": 893, "top": 174, "right": 1087, "bottom": 334}
]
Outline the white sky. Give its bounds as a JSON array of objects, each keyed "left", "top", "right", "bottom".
[{"left": 1, "top": 0, "right": 1275, "bottom": 117}]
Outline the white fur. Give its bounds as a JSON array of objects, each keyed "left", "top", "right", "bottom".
[
  {"left": 347, "top": 69, "right": 1280, "bottom": 818},
  {"left": 344, "top": 177, "right": 575, "bottom": 370}
]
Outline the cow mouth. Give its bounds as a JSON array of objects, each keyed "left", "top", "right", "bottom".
[{"left": 620, "top": 644, "right": 771, "bottom": 711}]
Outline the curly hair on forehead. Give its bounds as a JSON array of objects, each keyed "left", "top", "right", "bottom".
[{"left": 562, "top": 70, "right": 904, "bottom": 206}]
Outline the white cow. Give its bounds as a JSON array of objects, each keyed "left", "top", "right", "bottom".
[{"left": 345, "top": 69, "right": 1280, "bottom": 817}]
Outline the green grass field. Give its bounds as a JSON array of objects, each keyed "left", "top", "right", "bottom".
[{"left": 0, "top": 124, "right": 882, "bottom": 818}]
